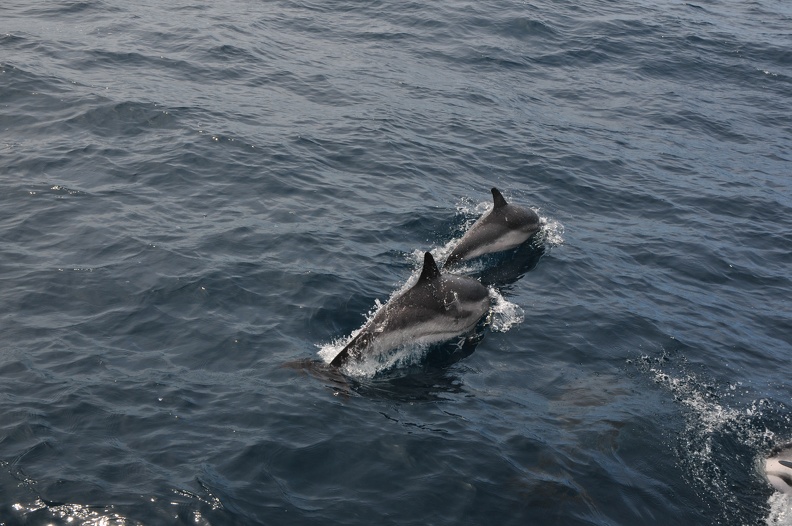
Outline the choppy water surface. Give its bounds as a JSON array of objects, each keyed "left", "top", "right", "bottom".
[{"left": 1, "top": 0, "right": 791, "bottom": 524}]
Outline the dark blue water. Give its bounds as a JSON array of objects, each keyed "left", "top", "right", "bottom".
[{"left": 2, "top": 0, "right": 791, "bottom": 524}]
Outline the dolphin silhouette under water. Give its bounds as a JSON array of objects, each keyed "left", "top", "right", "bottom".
[
  {"left": 444, "top": 187, "right": 540, "bottom": 269},
  {"left": 330, "top": 252, "right": 490, "bottom": 368}
]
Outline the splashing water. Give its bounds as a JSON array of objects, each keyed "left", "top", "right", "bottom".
[
  {"left": 639, "top": 354, "right": 792, "bottom": 525},
  {"left": 767, "top": 493, "right": 792, "bottom": 526},
  {"left": 538, "top": 214, "right": 565, "bottom": 248},
  {"left": 488, "top": 287, "right": 524, "bottom": 332}
]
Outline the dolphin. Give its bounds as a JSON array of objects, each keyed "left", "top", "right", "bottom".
[
  {"left": 765, "top": 445, "right": 792, "bottom": 495},
  {"left": 444, "top": 187, "right": 541, "bottom": 269},
  {"left": 330, "top": 252, "right": 490, "bottom": 368}
]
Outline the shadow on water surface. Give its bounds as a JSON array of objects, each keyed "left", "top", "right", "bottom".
[
  {"left": 286, "top": 332, "right": 484, "bottom": 402},
  {"left": 463, "top": 237, "right": 546, "bottom": 288},
  {"left": 349, "top": 333, "right": 484, "bottom": 402}
]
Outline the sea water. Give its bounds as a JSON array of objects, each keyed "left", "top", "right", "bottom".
[{"left": 1, "top": 0, "right": 791, "bottom": 524}]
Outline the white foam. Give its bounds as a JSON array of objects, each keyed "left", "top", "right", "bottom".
[
  {"left": 458, "top": 196, "right": 493, "bottom": 218},
  {"left": 487, "top": 287, "right": 524, "bottom": 332},
  {"left": 341, "top": 341, "right": 433, "bottom": 378},
  {"left": 537, "top": 213, "right": 565, "bottom": 248},
  {"left": 766, "top": 492, "right": 792, "bottom": 526},
  {"left": 317, "top": 299, "right": 384, "bottom": 365},
  {"left": 318, "top": 323, "right": 441, "bottom": 378}
]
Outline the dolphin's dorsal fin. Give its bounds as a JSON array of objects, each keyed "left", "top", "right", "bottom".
[
  {"left": 418, "top": 252, "right": 441, "bottom": 283},
  {"left": 492, "top": 187, "right": 508, "bottom": 209}
]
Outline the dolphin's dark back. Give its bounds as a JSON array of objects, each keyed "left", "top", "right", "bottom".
[
  {"left": 489, "top": 187, "right": 538, "bottom": 227},
  {"left": 418, "top": 251, "right": 441, "bottom": 283},
  {"left": 331, "top": 252, "right": 444, "bottom": 368},
  {"left": 330, "top": 330, "right": 372, "bottom": 367}
]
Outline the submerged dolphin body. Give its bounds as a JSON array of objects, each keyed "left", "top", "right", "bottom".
[
  {"left": 765, "top": 446, "right": 792, "bottom": 495},
  {"left": 330, "top": 252, "right": 490, "bottom": 368},
  {"left": 444, "top": 188, "right": 540, "bottom": 269}
]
